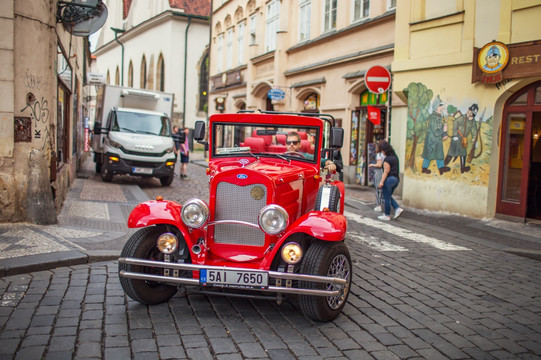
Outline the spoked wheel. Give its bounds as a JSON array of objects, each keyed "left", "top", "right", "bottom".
[
  {"left": 315, "top": 185, "right": 341, "bottom": 212},
  {"left": 299, "top": 242, "right": 351, "bottom": 322},
  {"left": 119, "top": 226, "right": 179, "bottom": 304}
]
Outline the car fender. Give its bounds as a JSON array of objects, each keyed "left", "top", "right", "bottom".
[
  {"left": 330, "top": 180, "right": 345, "bottom": 214},
  {"left": 127, "top": 200, "right": 195, "bottom": 246}
]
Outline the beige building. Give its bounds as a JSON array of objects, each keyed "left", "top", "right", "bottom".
[
  {"left": 209, "top": 0, "right": 398, "bottom": 185},
  {"left": 0, "top": 0, "right": 93, "bottom": 223},
  {"left": 93, "top": 0, "right": 211, "bottom": 129},
  {"left": 392, "top": 0, "right": 541, "bottom": 221}
]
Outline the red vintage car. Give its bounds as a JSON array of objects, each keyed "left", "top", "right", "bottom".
[{"left": 118, "top": 111, "right": 351, "bottom": 322}]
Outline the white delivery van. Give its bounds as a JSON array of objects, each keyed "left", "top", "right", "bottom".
[{"left": 92, "top": 85, "right": 176, "bottom": 186}]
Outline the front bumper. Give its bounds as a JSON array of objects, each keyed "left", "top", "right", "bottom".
[
  {"left": 118, "top": 257, "right": 347, "bottom": 297},
  {"left": 103, "top": 152, "right": 175, "bottom": 177}
]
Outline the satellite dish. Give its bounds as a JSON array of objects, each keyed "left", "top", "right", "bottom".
[{"left": 58, "top": 0, "right": 108, "bottom": 37}]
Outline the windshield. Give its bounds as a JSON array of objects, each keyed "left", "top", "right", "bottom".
[
  {"left": 113, "top": 111, "right": 171, "bottom": 136},
  {"left": 212, "top": 123, "right": 320, "bottom": 163}
]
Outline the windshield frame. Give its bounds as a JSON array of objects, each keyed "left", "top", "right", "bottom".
[{"left": 211, "top": 121, "right": 321, "bottom": 164}]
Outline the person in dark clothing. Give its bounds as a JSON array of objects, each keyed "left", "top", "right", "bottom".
[{"left": 377, "top": 140, "right": 404, "bottom": 221}]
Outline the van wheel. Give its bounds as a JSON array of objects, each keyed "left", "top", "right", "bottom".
[
  {"left": 118, "top": 226, "right": 178, "bottom": 304},
  {"left": 101, "top": 165, "right": 113, "bottom": 182},
  {"left": 315, "top": 185, "right": 340, "bottom": 212},
  {"left": 299, "top": 242, "right": 351, "bottom": 322},
  {"left": 160, "top": 175, "right": 174, "bottom": 186},
  {"left": 95, "top": 157, "right": 102, "bottom": 173}
]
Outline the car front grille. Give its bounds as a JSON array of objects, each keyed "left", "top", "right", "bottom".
[{"left": 214, "top": 182, "right": 267, "bottom": 246}]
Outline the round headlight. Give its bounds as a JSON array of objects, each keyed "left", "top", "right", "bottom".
[
  {"left": 181, "top": 199, "right": 209, "bottom": 228},
  {"left": 281, "top": 242, "right": 303, "bottom": 264},
  {"left": 157, "top": 233, "right": 178, "bottom": 254},
  {"left": 258, "top": 204, "right": 288, "bottom": 235}
]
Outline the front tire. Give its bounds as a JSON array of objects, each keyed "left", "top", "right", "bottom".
[
  {"left": 101, "top": 163, "right": 113, "bottom": 182},
  {"left": 299, "top": 242, "right": 351, "bottom": 322},
  {"left": 119, "top": 226, "right": 178, "bottom": 304},
  {"left": 160, "top": 175, "right": 174, "bottom": 186}
]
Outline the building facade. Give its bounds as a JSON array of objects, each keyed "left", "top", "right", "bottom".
[
  {"left": 0, "top": 0, "right": 92, "bottom": 223},
  {"left": 93, "top": 0, "right": 211, "bottom": 129},
  {"left": 209, "top": 0, "right": 399, "bottom": 185},
  {"left": 392, "top": 0, "right": 541, "bottom": 221}
]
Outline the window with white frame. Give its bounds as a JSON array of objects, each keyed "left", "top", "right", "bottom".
[
  {"left": 249, "top": 14, "right": 256, "bottom": 45},
  {"left": 353, "top": 0, "right": 369, "bottom": 21},
  {"left": 217, "top": 34, "right": 223, "bottom": 73},
  {"left": 237, "top": 21, "right": 245, "bottom": 64},
  {"left": 387, "top": 0, "right": 396, "bottom": 10},
  {"left": 299, "top": 0, "right": 311, "bottom": 42},
  {"left": 323, "top": 0, "right": 337, "bottom": 32},
  {"left": 265, "top": 0, "right": 280, "bottom": 52},
  {"left": 226, "top": 28, "right": 233, "bottom": 69}
]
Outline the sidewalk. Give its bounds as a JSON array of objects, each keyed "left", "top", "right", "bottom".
[{"left": 1, "top": 152, "right": 541, "bottom": 277}]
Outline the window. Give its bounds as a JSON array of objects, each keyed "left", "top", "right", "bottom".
[
  {"left": 199, "top": 52, "right": 209, "bottom": 113},
  {"left": 56, "top": 45, "right": 72, "bottom": 166},
  {"left": 115, "top": 66, "right": 120, "bottom": 85},
  {"left": 353, "top": 0, "right": 369, "bottom": 21},
  {"left": 323, "top": 0, "right": 337, "bottom": 32},
  {"left": 157, "top": 54, "right": 165, "bottom": 91},
  {"left": 128, "top": 61, "right": 134, "bottom": 87},
  {"left": 140, "top": 56, "right": 147, "bottom": 89},
  {"left": 237, "top": 21, "right": 245, "bottom": 64},
  {"left": 106, "top": 70, "right": 110, "bottom": 85},
  {"left": 249, "top": 15, "right": 256, "bottom": 45},
  {"left": 299, "top": 0, "right": 311, "bottom": 41},
  {"left": 265, "top": 0, "right": 280, "bottom": 52},
  {"left": 226, "top": 28, "right": 233, "bottom": 69},
  {"left": 387, "top": 0, "right": 396, "bottom": 9},
  {"left": 217, "top": 34, "right": 223, "bottom": 73}
]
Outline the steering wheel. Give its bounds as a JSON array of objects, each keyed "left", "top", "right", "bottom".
[{"left": 285, "top": 151, "right": 306, "bottom": 159}]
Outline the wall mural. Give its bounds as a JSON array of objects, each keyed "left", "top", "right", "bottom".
[{"left": 404, "top": 82, "right": 493, "bottom": 186}]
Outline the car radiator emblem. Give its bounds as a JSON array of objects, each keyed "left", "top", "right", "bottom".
[{"left": 250, "top": 186, "right": 265, "bottom": 200}]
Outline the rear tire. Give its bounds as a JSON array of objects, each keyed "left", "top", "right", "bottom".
[
  {"left": 299, "top": 242, "right": 351, "bottom": 322},
  {"left": 160, "top": 175, "right": 174, "bottom": 186},
  {"left": 315, "top": 185, "right": 340, "bottom": 212},
  {"left": 119, "top": 226, "right": 178, "bottom": 305}
]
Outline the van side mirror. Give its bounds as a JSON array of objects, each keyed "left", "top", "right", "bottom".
[
  {"left": 93, "top": 121, "right": 101, "bottom": 135},
  {"left": 194, "top": 121, "right": 206, "bottom": 141},
  {"left": 330, "top": 127, "right": 344, "bottom": 148}
]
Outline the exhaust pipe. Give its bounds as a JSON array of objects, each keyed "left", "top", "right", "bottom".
[{"left": 192, "top": 244, "right": 202, "bottom": 254}]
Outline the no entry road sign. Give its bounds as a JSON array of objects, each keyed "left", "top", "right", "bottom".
[{"left": 365, "top": 66, "right": 391, "bottom": 94}]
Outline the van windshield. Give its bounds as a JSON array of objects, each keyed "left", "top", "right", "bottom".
[{"left": 113, "top": 111, "right": 171, "bottom": 136}]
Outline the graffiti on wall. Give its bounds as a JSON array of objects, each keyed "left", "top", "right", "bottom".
[{"left": 404, "top": 82, "right": 493, "bottom": 185}]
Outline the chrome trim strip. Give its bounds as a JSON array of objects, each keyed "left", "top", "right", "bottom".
[
  {"left": 207, "top": 219, "right": 260, "bottom": 229},
  {"left": 119, "top": 270, "right": 341, "bottom": 297}
]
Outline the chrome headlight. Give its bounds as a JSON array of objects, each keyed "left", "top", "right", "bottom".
[
  {"left": 157, "top": 233, "right": 178, "bottom": 254},
  {"left": 258, "top": 204, "right": 288, "bottom": 235},
  {"left": 181, "top": 199, "right": 209, "bottom": 228},
  {"left": 109, "top": 139, "right": 122, "bottom": 149},
  {"left": 281, "top": 242, "right": 303, "bottom": 264}
]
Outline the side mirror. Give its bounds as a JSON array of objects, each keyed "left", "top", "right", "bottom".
[
  {"left": 93, "top": 121, "right": 101, "bottom": 135},
  {"left": 330, "top": 127, "right": 344, "bottom": 148},
  {"left": 194, "top": 121, "right": 206, "bottom": 141}
]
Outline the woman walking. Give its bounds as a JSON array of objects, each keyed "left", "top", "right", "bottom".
[
  {"left": 368, "top": 141, "right": 385, "bottom": 212},
  {"left": 377, "top": 140, "right": 404, "bottom": 221}
]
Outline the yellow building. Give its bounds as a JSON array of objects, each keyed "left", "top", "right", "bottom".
[
  {"left": 392, "top": 0, "right": 541, "bottom": 221},
  {"left": 209, "top": 0, "right": 399, "bottom": 185}
]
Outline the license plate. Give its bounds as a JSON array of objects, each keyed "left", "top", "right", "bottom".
[
  {"left": 133, "top": 167, "right": 153, "bottom": 174},
  {"left": 200, "top": 269, "right": 268, "bottom": 289}
]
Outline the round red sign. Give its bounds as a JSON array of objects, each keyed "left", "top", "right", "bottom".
[{"left": 365, "top": 66, "right": 391, "bottom": 94}]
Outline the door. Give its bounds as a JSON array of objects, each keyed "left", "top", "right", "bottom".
[{"left": 497, "top": 81, "right": 541, "bottom": 219}]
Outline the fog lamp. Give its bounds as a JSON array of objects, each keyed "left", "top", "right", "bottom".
[
  {"left": 157, "top": 233, "right": 178, "bottom": 254},
  {"left": 258, "top": 204, "right": 288, "bottom": 235},
  {"left": 181, "top": 198, "right": 209, "bottom": 228},
  {"left": 281, "top": 242, "right": 303, "bottom": 264}
]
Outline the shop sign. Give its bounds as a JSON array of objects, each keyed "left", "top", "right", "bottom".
[
  {"left": 367, "top": 106, "right": 381, "bottom": 125},
  {"left": 472, "top": 40, "right": 541, "bottom": 84}
]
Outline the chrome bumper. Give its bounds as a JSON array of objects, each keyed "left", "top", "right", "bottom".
[{"left": 118, "top": 257, "right": 347, "bottom": 297}]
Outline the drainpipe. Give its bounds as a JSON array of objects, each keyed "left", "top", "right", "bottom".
[
  {"left": 111, "top": 27, "right": 125, "bottom": 86},
  {"left": 183, "top": 17, "right": 192, "bottom": 128}
]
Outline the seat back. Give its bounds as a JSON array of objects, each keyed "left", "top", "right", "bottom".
[{"left": 243, "top": 137, "right": 266, "bottom": 152}]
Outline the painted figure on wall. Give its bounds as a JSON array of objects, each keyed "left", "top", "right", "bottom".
[
  {"left": 421, "top": 95, "right": 450, "bottom": 175},
  {"left": 444, "top": 104, "right": 479, "bottom": 173}
]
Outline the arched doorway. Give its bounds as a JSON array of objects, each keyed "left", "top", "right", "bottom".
[{"left": 497, "top": 81, "right": 541, "bottom": 220}]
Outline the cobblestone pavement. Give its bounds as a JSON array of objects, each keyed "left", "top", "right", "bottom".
[{"left": 1, "top": 152, "right": 541, "bottom": 359}]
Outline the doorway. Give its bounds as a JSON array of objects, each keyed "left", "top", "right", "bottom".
[{"left": 497, "top": 81, "right": 541, "bottom": 220}]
